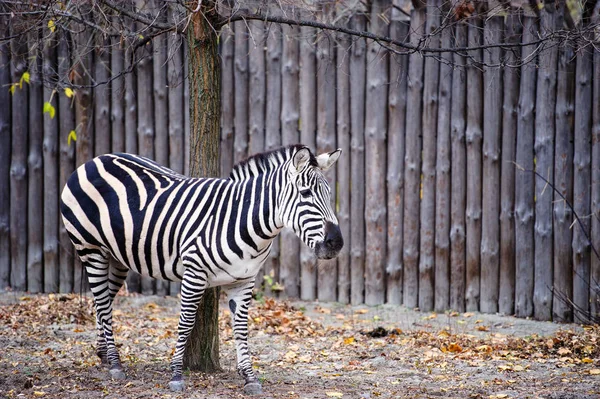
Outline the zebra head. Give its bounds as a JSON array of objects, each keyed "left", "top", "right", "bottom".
[{"left": 280, "top": 146, "right": 343, "bottom": 260}]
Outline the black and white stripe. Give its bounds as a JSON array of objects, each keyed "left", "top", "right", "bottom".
[{"left": 60, "top": 144, "right": 343, "bottom": 392}]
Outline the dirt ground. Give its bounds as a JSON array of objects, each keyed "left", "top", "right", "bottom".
[{"left": 0, "top": 292, "right": 599, "bottom": 399}]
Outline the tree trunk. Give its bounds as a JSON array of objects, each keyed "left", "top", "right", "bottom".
[
  {"left": 402, "top": 3, "right": 425, "bottom": 308},
  {"left": 450, "top": 22, "right": 467, "bottom": 312},
  {"left": 349, "top": 13, "right": 366, "bottom": 305},
  {"left": 533, "top": 3, "right": 559, "bottom": 321},
  {"left": 590, "top": 4, "right": 600, "bottom": 317},
  {"left": 515, "top": 17, "right": 537, "bottom": 318},
  {"left": 434, "top": 15, "right": 452, "bottom": 312},
  {"left": 300, "top": 25, "right": 317, "bottom": 301},
  {"left": 499, "top": 14, "right": 521, "bottom": 316},
  {"left": 0, "top": 16, "right": 11, "bottom": 290},
  {"left": 480, "top": 14, "right": 503, "bottom": 314},
  {"left": 183, "top": 6, "right": 222, "bottom": 372},
  {"left": 418, "top": 0, "right": 441, "bottom": 311},
  {"left": 28, "top": 30, "right": 44, "bottom": 293}
]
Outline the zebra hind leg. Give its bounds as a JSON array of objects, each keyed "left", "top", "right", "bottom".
[
  {"left": 95, "top": 261, "right": 129, "bottom": 365},
  {"left": 224, "top": 280, "right": 262, "bottom": 395},
  {"left": 80, "top": 249, "right": 127, "bottom": 380},
  {"left": 168, "top": 268, "right": 208, "bottom": 392}
]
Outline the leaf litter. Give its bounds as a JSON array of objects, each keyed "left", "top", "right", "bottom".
[{"left": 0, "top": 293, "right": 599, "bottom": 398}]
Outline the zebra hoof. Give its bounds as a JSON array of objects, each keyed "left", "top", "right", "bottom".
[
  {"left": 109, "top": 368, "right": 127, "bottom": 380},
  {"left": 243, "top": 382, "right": 263, "bottom": 395},
  {"left": 168, "top": 379, "right": 185, "bottom": 392}
]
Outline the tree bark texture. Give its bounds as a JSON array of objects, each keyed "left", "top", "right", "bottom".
[
  {"left": 402, "top": 4, "right": 426, "bottom": 309},
  {"left": 480, "top": 15, "right": 503, "bottom": 314},
  {"left": 450, "top": 22, "right": 467, "bottom": 312},
  {"left": 349, "top": 14, "right": 367, "bottom": 305},
  {"left": 515, "top": 17, "right": 537, "bottom": 318},
  {"left": 533, "top": 3, "right": 559, "bottom": 321},
  {"left": 279, "top": 24, "right": 300, "bottom": 298},
  {"left": 233, "top": 22, "right": 249, "bottom": 164},
  {"left": 183, "top": 7, "right": 222, "bottom": 372},
  {"left": 418, "top": 0, "right": 440, "bottom": 312},
  {"left": 434, "top": 17, "right": 452, "bottom": 312},
  {"left": 94, "top": 38, "right": 111, "bottom": 157},
  {"left": 465, "top": 19, "right": 483, "bottom": 312},
  {"left": 248, "top": 21, "right": 265, "bottom": 155},
  {"left": 27, "top": 30, "right": 44, "bottom": 293},
  {"left": 590, "top": 5, "right": 600, "bottom": 317},
  {"left": 499, "top": 14, "right": 521, "bottom": 316},
  {"left": 220, "top": 25, "right": 234, "bottom": 179}
]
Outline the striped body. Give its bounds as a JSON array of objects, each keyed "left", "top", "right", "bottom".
[{"left": 60, "top": 145, "right": 343, "bottom": 392}]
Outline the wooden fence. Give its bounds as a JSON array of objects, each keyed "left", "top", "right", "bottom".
[{"left": 1, "top": 1, "right": 599, "bottom": 322}]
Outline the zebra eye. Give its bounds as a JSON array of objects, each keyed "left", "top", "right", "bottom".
[{"left": 300, "top": 189, "right": 312, "bottom": 198}]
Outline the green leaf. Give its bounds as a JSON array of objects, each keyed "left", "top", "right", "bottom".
[
  {"left": 67, "top": 130, "right": 77, "bottom": 146},
  {"left": 43, "top": 101, "right": 56, "bottom": 119},
  {"left": 48, "top": 20, "right": 56, "bottom": 33},
  {"left": 9, "top": 84, "right": 15, "bottom": 95},
  {"left": 64, "top": 87, "right": 74, "bottom": 98},
  {"left": 21, "top": 71, "right": 30, "bottom": 84}
]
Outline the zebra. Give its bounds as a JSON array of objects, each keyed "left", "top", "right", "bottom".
[{"left": 60, "top": 144, "right": 343, "bottom": 393}]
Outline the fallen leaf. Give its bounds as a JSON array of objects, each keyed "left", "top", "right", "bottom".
[
  {"left": 343, "top": 337, "right": 355, "bottom": 345},
  {"left": 326, "top": 392, "right": 343, "bottom": 398},
  {"left": 33, "top": 392, "right": 45, "bottom": 397},
  {"left": 589, "top": 369, "right": 600, "bottom": 375}
]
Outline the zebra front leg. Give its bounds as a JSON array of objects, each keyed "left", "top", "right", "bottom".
[
  {"left": 168, "top": 268, "right": 208, "bottom": 392},
  {"left": 80, "top": 250, "right": 127, "bottom": 380},
  {"left": 224, "top": 280, "right": 262, "bottom": 395}
]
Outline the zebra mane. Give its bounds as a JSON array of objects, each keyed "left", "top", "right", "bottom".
[{"left": 228, "top": 144, "right": 318, "bottom": 181}]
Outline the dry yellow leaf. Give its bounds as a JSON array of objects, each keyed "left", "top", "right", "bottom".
[
  {"left": 326, "top": 392, "right": 343, "bottom": 398},
  {"left": 343, "top": 337, "right": 355, "bottom": 345},
  {"left": 582, "top": 358, "right": 593, "bottom": 363},
  {"left": 447, "top": 343, "right": 462, "bottom": 353},
  {"left": 589, "top": 369, "right": 600, "bottom": 375},
  {"left": 283, "top": 351, "right": 297, "bottom": 360},
  {"left": 33, "top": 392, "right": 45, "bottom": 397},
  {"left": 557, "top": 347, "right": 571, "bottom": 355},
  {"left": 355, "top": 309, "right": 369, "bottom": 314}
]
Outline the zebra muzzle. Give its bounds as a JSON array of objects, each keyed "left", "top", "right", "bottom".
[{"left": 315, "top": 222, "right": 343, "bottom": 260}]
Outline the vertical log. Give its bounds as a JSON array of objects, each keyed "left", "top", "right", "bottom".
[
  {"left": 317, "top": 2, "right": 338, "bottom": 303},
  {"left": 124, "top": 22, "right": 140, "bottom": 293},
  {"left": 465, "top": 18, "right": 483, "bottom": 312},
  {"left": 480, "top": 14, "right": 503, "bottom": 314},
  {"left": 403, "top": 3, "right": 426, "bottom": 308},
  {"left": 450, "top": 22, "right": 467, "bottom": 312},
  {"left": 234, "top": 22, "right": 249, "bottom": 163},
  {"left": 434, "top": 16, "right": 452, "bottom": 312},
  {"left": 350, "top": 14, "right": 367, "bottom": 305},
  {"left": 263, "top": 24, "right": 282, "bottom": 297},
  {"left": 111, "top": 35, "right": 125, "bottom": 153},
  {"left": 572, "top": 34, "right": 593, "bottom": 323},
  {"left": 552, "top": 37, "right": 575, "bottom": 322},
  {"left": 590, "top": 4, "right": 600, "bottom": 317},
  {"left": 58, "top": 30, "right": 75, "bottom": 293},
  {"left": 533, "top": 3, "right": 559, "bottom": 320},
  {"left": 10, "top": 26, "right": 29, "bottom": 291},
  {"left": 137, "top": 36, "right": 156, "bottom": 295},
  {"left": 336, "top": 33, "right": 351, "bottom": 304},
  {"left": 387, "top": 10, "right": 409, "bottom": 305},
  {"left": 248, "top": 21, "right": 266, "bottom": 155},
  {"left": 300, "top": 25, "right": 318, "bottom": 301},
  {"left": 220, "top": 26, "right": 234, "bottom": 178},
  {"left": 154, "top": 14, "right": 170, "bottom": 296},
  {"left": 94, "top": 40, "right": 110, "bottom": 157},
  {"left": 418, "top": 0, "right": 441, "bottom": 311},
  {"left": 0, "top": 17, "right": 11, "bottom": 290},
  {"left": 515, "top": 17, "right": 537, "bottom": 317},
  {"left": 280, "top": 25, "right": 300, "bottom": 298},
  {"left": 42, "top": 29, "right": 60, "bottom": 293},
  {"left": 28, "top": 30, "right": 44, "bottom": 293},
  {"left": 499, "top": 14, "right": 521, "bottom": 316},
  {"left": 168, "top": 29, "right": 185, "bottom": 297}
]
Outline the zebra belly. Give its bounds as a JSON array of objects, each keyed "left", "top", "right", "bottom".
[{"left": 204, "top": 256, "right": 266, "bottom": 287}]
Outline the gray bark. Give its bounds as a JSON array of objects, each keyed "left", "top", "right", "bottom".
[
  {"left": 233, "top": 22, "right": 249, "bottom": 164},
  {"left": 248, "top": 21, "right": 265, "bottom": 155},
  {"left": 0, "top": 17, "right": 11, "bottom": 290}
]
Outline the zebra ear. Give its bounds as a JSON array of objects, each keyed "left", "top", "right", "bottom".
[
  {"left": 316, "top": 149, "right": 341, "bottom": 171},
  {"left": 293, "top": 148, "right": 311, "bottom": 172}
]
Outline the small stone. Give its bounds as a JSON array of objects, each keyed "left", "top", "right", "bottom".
[{"left": 244, "top": 382, "right": 263, "bottom": 395}]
